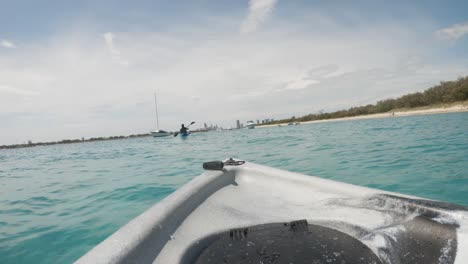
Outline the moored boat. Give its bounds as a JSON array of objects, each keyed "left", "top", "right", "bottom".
[
  {"left": 245, "top": 120, "right": 255, "bottom": 129},
  {"left": 150, "top": 93, "right": 170, "bottom": 138},
  {"left": 150, "top": 130, "right": 170, "bottom": 137}
]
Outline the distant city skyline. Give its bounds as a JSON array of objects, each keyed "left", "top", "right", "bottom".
[{"left": 1, "top": 0, "right": 468, "bottom": 144}]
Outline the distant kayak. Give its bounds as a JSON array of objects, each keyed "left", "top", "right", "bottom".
[
  {"left": 180, "top": 132, "right": 189, "bottom": 137},
  {"left": 77, "top": 159, "right": 468, "bottom": 264}
]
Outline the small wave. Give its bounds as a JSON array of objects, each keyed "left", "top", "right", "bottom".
[{"left": 8, "top": 196, "right": 64, "bottom": 207}]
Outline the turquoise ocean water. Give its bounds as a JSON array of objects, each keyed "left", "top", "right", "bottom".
[{"left": 1, "top": 112, "right": 468, "bottom": 263}]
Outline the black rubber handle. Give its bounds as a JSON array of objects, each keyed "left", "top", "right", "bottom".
[{"left": 203, "top": 161, "right": 224, "bottom": 171}]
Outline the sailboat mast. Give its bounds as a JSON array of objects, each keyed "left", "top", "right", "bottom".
[{"left": 154, "top": 93, "right": 160, "bottom": 130}]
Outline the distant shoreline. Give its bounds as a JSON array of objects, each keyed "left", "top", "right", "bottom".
[
  {"left": 258, "top": 102, "right": 468, "bottom": 128},
  {"left": 0, "top": 131, "right": 205, "bottom": 150},
  {"left": 0, "top": 134, "right": 151, "bottom": 150},
  {"left": 2, "top": 102, "right": 467, "bottom": 150}
]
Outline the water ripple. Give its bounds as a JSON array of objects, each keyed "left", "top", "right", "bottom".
[{"left": 0, "top": 112, "right": 467, "bottom": 263}]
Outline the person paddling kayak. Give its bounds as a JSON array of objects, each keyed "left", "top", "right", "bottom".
[
  {"left": 179, "top": 124, "right": 188, "bottom": 135},
  {"left": 174, "top": 121, "right": 195, "bottom": 137}
]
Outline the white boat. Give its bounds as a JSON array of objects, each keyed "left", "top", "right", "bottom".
[
  {"left": 150, "top": 130, "right": 170, "bottom": 137},
  {"left": 150, "top": 93, "right": 170, "bottom": 137},
  {"left": 245, "top": 120, "right": 255, "bottom": 129},
  {"left": 77, "top": 159, "right": 468, "bottom": 264}
]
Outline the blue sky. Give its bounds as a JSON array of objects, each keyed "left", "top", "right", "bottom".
[
  {"left": 1, "top": 0, "right": 467, "bottom": 35},
  {"left": 1, "top": 0, "right": 468, "bottom": 145}
]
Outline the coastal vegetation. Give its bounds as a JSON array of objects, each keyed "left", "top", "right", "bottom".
[{"left": 264, "top": 76, "right": 468, "bottom": 125}]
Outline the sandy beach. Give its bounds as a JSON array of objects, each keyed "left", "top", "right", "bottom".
[{"left": 258, "top": 101, "right": 468, "bottom": 128}]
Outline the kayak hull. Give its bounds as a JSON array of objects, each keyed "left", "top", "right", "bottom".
[{"left": 77, "top": 160, "right": 468, "bottom": 264}]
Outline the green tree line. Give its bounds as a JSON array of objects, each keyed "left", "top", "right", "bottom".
[{"left": 266, "top": 76, "right": 468, "bottom": 125}]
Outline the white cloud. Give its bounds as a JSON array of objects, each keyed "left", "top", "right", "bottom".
[
  {"left": 435, "top": 21, "right": 468, "bottom": 40},
  {"left": 103, "top": 32, "right": 129, "bottom": 65},
  {"left": 0, "top": 39, "right": 16, "bottom": 48},
  {"left": 0, "top": 84, "right": 37, "bottom": 96},
  {"left": 280, "top": 79, "right": 320, "bottom": 91},
  {"left": 240, "top": 0, "right": 278, "bottom": 33},
  {"left": 0, "top": 13, "right": 467, "bottom": 144}
]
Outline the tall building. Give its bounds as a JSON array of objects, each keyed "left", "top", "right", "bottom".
[
  {"left": 256, "top": 120, "right": 260, "bottom": 125},
  {"left": 236, "top": 120, "right": 240, "bottom": 129}
]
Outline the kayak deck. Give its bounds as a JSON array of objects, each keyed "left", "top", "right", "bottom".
[{"left": 77, "top": 160, "right": 468, "bottom": 264}]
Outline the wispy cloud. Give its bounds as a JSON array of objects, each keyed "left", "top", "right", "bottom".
[
  {"left": 103, "top": 32, "right": 129, "bottom": 66},
  {"left": 0, "top": 84, "right": 37, "bottom": 96},
  {"left": 435, "top": 21, "right": 468, "bottom": 40},
  {"left": 240, "top": 0, "right": 278, "bottom": 34},
  {"left": 0, "top": 39, "right": 16, "bottom": 48}
]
